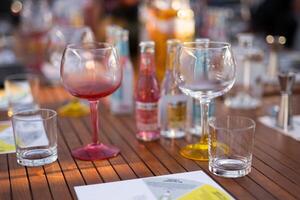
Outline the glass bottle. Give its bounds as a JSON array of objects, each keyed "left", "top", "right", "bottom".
[
  {"left": 20, "top": 0, "right": 52, "bottom": 72},
  {"left": 159, "top": 39, "right": 188, "bottom": 138},
  {"left": 224, "top": 33, "right": 264, "bottom": 109},
  {"left": 110, "top": 29, "right": 134, "bottom": 114},
  {"left": 135, "top": 41, "right": 160, "bottom": 141},
  {"left": 145, "top": 0, "right": 195, "bottom": 81}
]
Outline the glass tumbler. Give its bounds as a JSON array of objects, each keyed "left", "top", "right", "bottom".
[
  {"left": 5, "top": 73, "right": 39, "bottom": 117},
  {"left": 11, "top": 109, "right": 57, "bottom": 167},
  {"left": 208, "top": 116, "right": 255, "bottom": 178}
]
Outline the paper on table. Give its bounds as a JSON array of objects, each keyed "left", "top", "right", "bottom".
[
  {"left": 0, "top": 121, "right": 15, "bottom": 153},
  {"left": 0, "top": 119, "right": 49, "bottom": 154},
  {"left": 259, "top": 115, "right": 300, "bottom": 141},
  {"left": 74, "top": 171, "right": 234, "bottom": 200}
]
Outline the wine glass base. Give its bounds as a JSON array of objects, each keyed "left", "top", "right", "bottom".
[
  {"left": 180, "top": 143, "right": 209, "bottom": 161},
  {"left": 180, "top": 142, "right": 229, "bottom": 161},
  {"left": 72, "top": 143, "right": 120, "bottom": 161},
  {"left": 58, "top": 100, "right": 90, "bottom": 117}
]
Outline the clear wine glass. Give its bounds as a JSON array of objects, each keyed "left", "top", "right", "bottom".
[
  {"left": 46, "top": 25, "right": 94, "bottom": 117},
  {"left": 174, "top": 41, "right": 236, "bottom": 161},
  {"left": 61, "top": 42, "right": 121, "bottom": 160}
]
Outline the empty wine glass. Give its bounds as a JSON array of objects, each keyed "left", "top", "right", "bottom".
[
  {"left": 61, "top": 42, "right": 121, "bottom": 160},
  {"left": 46, "top": 25, "right": 94, "bottom": 117},
  {"left": 174, "top": 41, "right": 236, "bottom": 160}
]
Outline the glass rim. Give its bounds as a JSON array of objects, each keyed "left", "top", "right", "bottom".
[
  {"left": 12, "top": 108, "right": 57, "bottom": 121},
  {"left": 209, "top": 116, "right": 256, "bottom": 131},
  {"left": 180, "top": 41, "right": 231, "bottom": 50},
  {"left": 66, "top": 42, "right": 114, "bottom": 51},
  {"left": 5, "top": 73, "right": 39, "bottom": 81}
]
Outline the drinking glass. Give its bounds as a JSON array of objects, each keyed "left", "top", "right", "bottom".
[
  {"left": 11, "top": 109, "right": 58, "bottom": 167},
  {"left": 61, "top": 42, "right": 121, "bottom": 160},
  {"left": 174, "top": 41, "right": 236, "bottom": 160},
  {"left": 208, "top": 116, "right": 255, "bottom": 178},
  {"left": 5, "top": 73, "right": 39, "bottom": 117},
  {"left": 46, "top": 25, "right": 94, "bottom": 117}
]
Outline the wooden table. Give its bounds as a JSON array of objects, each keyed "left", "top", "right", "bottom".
[{"left": 1, "top": 86, "right": 300, "bottom": 200}]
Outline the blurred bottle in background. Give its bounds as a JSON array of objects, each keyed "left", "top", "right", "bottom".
[
  {"left": 52, "top": 0, "right": 100, "bottom": 35},
  {"left": 144, "top": 0, "right": 195, "bottom": 81},
  {"left": 225, "top": 33, "right": 264, "bottom": 109},
  {"left": 159, "top": 39, "right": 188, "bottom": 139},
  {"left": 135, "top": 41, "right": 160, "bottom": 141},
  {"left": 110, "top": 28, "right": 134, "bottom": 114},
  {"left": 19, "top": 0, "right": 52, "bottom": 72}
]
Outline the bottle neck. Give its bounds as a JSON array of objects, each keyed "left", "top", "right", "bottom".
[{"left": 140, "top": 52, "right": 155, "bottom": 73}]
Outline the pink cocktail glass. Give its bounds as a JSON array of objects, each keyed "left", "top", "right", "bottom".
[{"left": 61, "top": 42, "right": 121, "bottom": 160}]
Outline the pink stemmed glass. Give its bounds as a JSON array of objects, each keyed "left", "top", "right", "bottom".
[{"left": 60, "top": 42, "right": 121, "bottom": 160}]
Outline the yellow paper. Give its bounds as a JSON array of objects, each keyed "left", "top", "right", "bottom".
[
  {"left": 0, "top": 122, "right": 16, "bottom": 153},
  {"left": 178, "top": 184, "right": 232, "bottom": 200},
  {"left": 0, "top": 140, "right": 15, "bottom": 153}
]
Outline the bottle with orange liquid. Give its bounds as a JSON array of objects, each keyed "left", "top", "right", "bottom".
[{"left": 145, "top": 0, "right": 195, "bottom": 82}]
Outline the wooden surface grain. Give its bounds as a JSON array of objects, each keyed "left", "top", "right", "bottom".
[{"left": 1, "top": 86, "right": 300, "bottom": 200}]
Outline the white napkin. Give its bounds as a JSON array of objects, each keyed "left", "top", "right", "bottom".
[{"left": 259, "top": 115, "right": 300, "bottom": 141}]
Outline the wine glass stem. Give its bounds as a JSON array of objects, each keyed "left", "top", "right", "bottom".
[
  {"left": 89, "top": 100, "right": 100, "bottom": 145},
  {"left": 200, "top": 100, "right": 210, "bottom": 144}
]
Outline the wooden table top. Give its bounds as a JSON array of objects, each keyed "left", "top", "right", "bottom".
[{"left": 1, "top": 86, "right": 300, "bottom": 200}]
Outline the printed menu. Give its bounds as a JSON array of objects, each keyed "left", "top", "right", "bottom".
[{"left": 75, "top": 170, "right": 234, "bottom": 200}]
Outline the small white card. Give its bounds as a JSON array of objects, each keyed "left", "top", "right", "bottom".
[{"left": 74, "top": 171, "right": 234, "bottom": 200}]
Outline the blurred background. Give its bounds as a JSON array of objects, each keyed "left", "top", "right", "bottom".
[{"left": 1, "top": 0, "right": 300, "bottom": 85}]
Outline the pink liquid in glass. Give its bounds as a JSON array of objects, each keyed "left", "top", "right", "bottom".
[{"left": 66, "top": 81, "right": 121, "bottom": 101}]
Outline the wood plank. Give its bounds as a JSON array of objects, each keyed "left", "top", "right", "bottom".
[
  {"left": 254, "top": 139, "right": 300, "bottom": 173},
  {"left": 253, "top": 148, "right": 300, "bottom": 184},
  {"left": 79, "top": 115, "right": 137, "bottom": 181},
  {"left": 0, "top": 155, "right": 11, "bottom": 200},
  {"left": 8, "top": 154, "right": 31, "bottom": 200},
  {"left": 44, "top": 89, "right": 87, "bottom": 199},
  {"left": 26, "top": 167, "right": 52, "bottom": 200},
  {"left": 252, "top": 157, "right": 300, "bottom": 198},
  {"left": 99, "top": 115, "right": 153, "bottom": 178},
  {"left": 67, "top": 116, "right": 121, "bottom": 183},
  {"left": 56, "top": 118, "right": 91, "bottom": 198},
  {"left": 43, "top": 163, "right": 73, "bottom": 200},
  {"left": 59, "top": 117, "right": 103, "bottom": 185},
  {"left": 248, "top": 168, "right": 297, "bottom": 200},
  {"left": 100, "top": 112, "right": 170, "bottom": 176},
  {"left": 255, "top": 123, "right": 300, "bottom": 161},
  {"left": 120, "top": 117, "right": 187, "bottom": 174},
  {"left": 39, "top": 87, "right": 73, "bottom": 200}
]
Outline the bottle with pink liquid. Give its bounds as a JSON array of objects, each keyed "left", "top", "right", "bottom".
[{"left": 135, "top": 41, "right": 160, "bottom": 141}]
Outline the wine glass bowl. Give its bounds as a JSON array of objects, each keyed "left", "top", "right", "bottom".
[
  {"left": 48, "top": 25, "right": 94, "bottom": 72},
  {"left": 46, "top": 25, "right": 95, "bottom": 117},
  {"left": 61, "top": 42, "right": 121, "bottom": 161},
  {"left": 174, "top": 41, "right": 236, "bottom": 160},
  {"left": 175, "top": 42, "right": 236, "bottom": 100}
]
